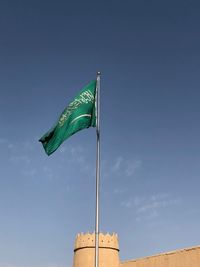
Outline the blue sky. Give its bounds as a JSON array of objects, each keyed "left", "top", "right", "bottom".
[{"left": 0, "top": 0, "right": 200, "bottom": 266}]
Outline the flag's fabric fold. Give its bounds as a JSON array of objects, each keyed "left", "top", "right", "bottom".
[{"left": 39, "top": 80, "right": 96, "bottom": 155}]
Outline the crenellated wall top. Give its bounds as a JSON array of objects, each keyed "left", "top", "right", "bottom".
[{"left": 74, "top": 232, "right": 119, "bottom": 251}]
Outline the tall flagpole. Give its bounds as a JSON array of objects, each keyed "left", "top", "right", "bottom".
[{"left": 95, "top": 71, "right": 101, "bottom": 267}]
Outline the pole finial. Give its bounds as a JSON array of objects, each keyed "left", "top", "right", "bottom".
[{"left": 97, "top": 71, "right": 101, "bottom": 76}]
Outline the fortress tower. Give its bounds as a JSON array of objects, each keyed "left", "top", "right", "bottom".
[
  {"left": 73, "top": 232, "right": 120, "bottom": 267},
  {"left": 73, "top": 232, "right": 200, "bottom": 267}
]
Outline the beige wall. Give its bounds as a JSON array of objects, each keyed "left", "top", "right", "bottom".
[
  {"left": 73, "top": 247, "right": 119, "bottom": 267},
  {"left": 120, "top": 246, "right": 200, "bottom": 267},
  {"left": 73, "top": 232, "right": 200, "bottom": 267}
]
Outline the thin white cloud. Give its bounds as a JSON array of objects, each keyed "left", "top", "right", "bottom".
[
  {"left": 1, "top": 137, "right": 92, "bottom": 181},
  {"left": 113, "top": 188, "right": 126, "bottom": 195},
  {"left": 108, "top": 156, "right": 142, "bottom": 179},
  {"left": 0, "top": 138, "right": 36, "bottom": 151},
  {"left": 22, "top": 168, "right": 37, "bottom": 178},
  {"left": 137, "top": 196, "right": 181, "bottom": 214},
  {"left": 0, "top": 138, "right": 15, "bottom": 149},
  {"left": 120, "top": 196, "right": 143, "bottom": 209},
  {"left": 21, "top": 141, "right": 35, "bottom": 151},
  {"left": 121, "top": 193, "right": 182, "bottom": 222},
  {"left": 8, "top": 143, "right": 14, "bottom": 149},
  {"left": 133, "top": 196, "right": 144, "bottom": 206},
  {"left": 121, "top": 198, "right": 133, "bottom": 208},
  {"left": 10, "top": 155, "right": 31, "bottom": 165},
  {"left": 62, "top": 145, "right": 94, "bottom": 174},
  {"left": 1, "top": 138, "right": 41, "bottom": 180},
  {"left": 0, "top": 138, "right": 7, "bottom": 144},
  {"left": 125, "top": 159, "right": 142, "bottom": 177},
  {"left": 43, "top": 165, "right": 56, "bottom": 180},
  {"left": 112, "top": 156, "right": 123, "bottom": 172},
  {"left": 0, "top": 264, "right": 19, "bottom": 267},
  {"left": 135, "top": 194, "right": 182, "bottom": 221},
  {"left": 59, "top": 146, "right": 67, "bottom": 153}
]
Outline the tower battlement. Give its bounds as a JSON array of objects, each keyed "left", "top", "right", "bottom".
[{"left": 74, "top": 232, "right": 119, "bottom": 251}]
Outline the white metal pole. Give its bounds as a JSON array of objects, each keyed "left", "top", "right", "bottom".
[{"left": 95, "top": 71, "right": 101, "bottom": 267}]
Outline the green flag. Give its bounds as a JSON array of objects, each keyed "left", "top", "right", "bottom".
[{"left": 39, "top": 80, "right": 96, "bottom": 155}]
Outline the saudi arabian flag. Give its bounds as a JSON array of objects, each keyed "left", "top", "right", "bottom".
[{"left": 39, "top": 80, "right": 96, "bottom": 155}]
